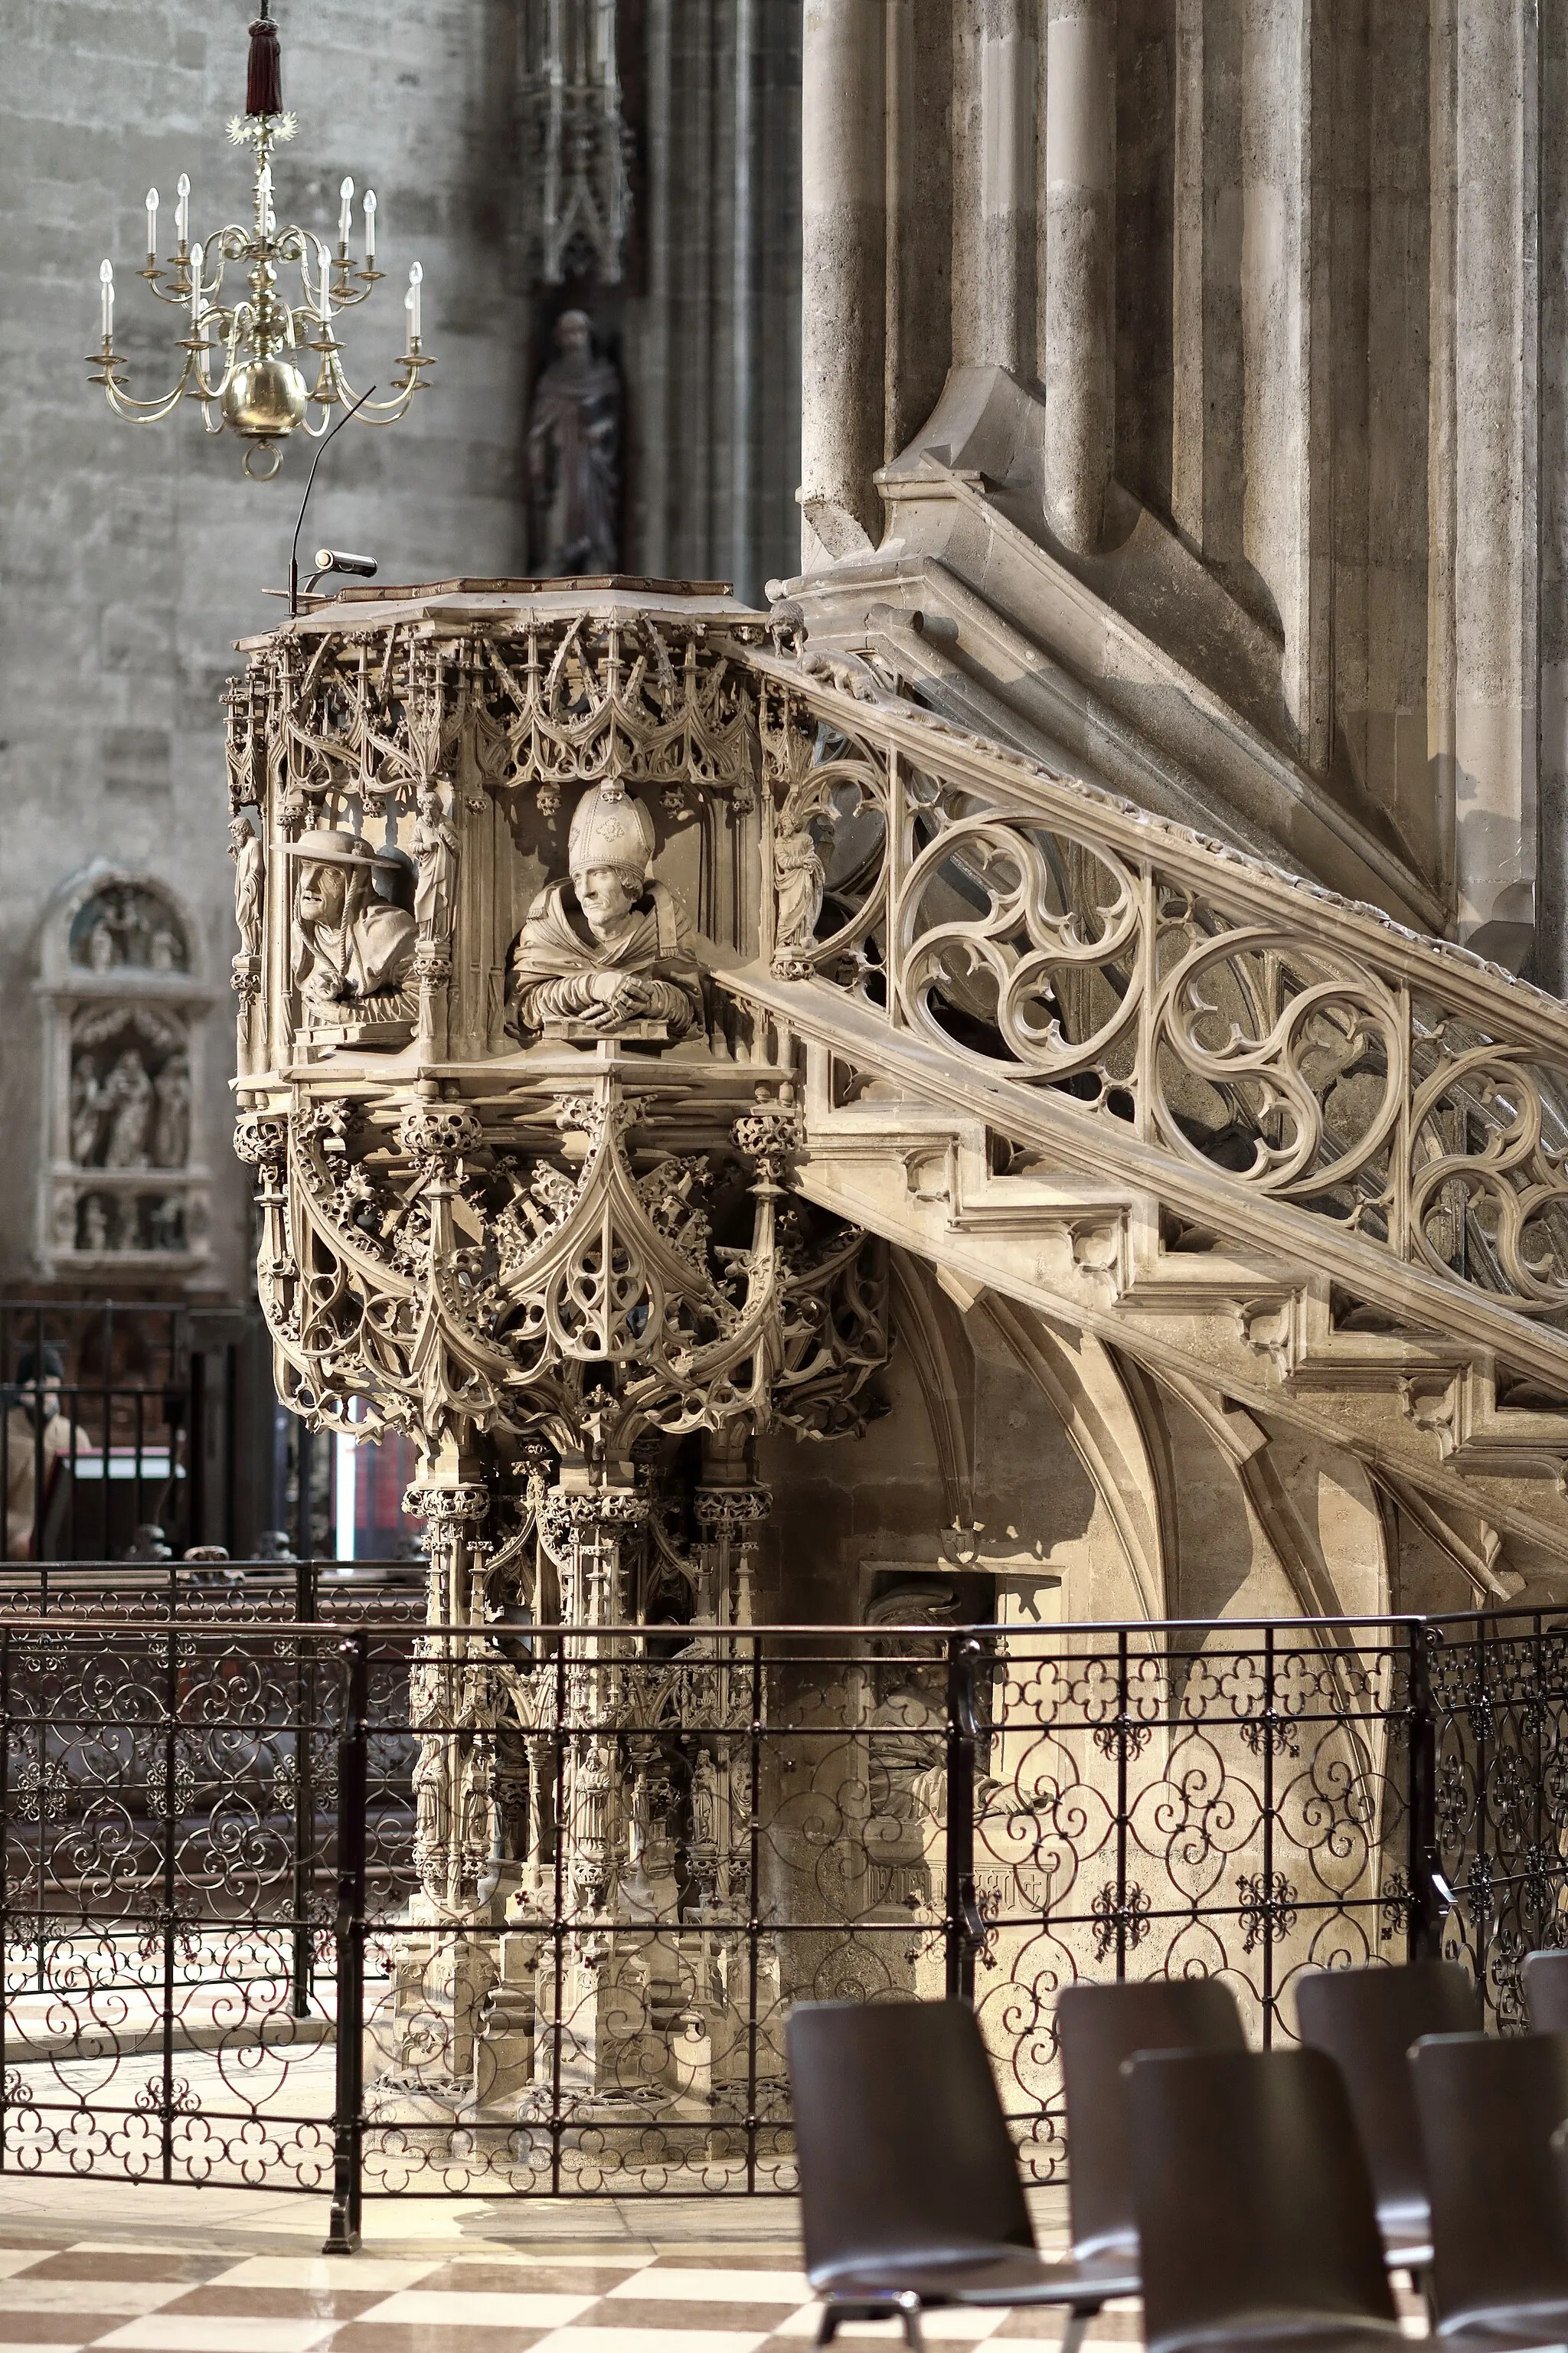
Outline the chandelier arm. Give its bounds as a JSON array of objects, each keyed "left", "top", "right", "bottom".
[
  {"left": 297, "top": 232, "right": 337, "bottom": 326},
  {"left": 145, "top": 269, "right": 197, "bottom": 309},
  {"left": 318, "top": 364, "right": 426, "bottom": 423},
  {"left": 99, "top": 352, "right": 201, "bottom": 423},
  {"left": 321, "top": 273, "right": 377, "bottom": 313},
  {"left": 194, "top": 312, "right": 245, "bottom": 403}
]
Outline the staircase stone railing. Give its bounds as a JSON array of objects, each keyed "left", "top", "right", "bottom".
[{"left": 737, "top": 652, "right": 1568, "bottom": 1384}]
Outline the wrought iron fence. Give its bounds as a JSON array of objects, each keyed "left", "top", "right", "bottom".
[{"left": 0, "top": 1596, "right": 1563, "bottom": 2247}]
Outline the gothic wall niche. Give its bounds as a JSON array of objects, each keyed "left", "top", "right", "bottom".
[{"left": 37, "top": 865, "right": 213, "bottom": 1282}]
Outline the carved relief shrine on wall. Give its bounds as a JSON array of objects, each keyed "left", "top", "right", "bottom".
[{"left": 38, "top": 870, "right": 212, "bottom": 1277}]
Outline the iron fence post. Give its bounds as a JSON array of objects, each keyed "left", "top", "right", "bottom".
[
  {"left": 0, "top": 1626, "right": 8, "bottom": 2172},
  {"left": 292, "top": 1567, "right": 315, "bottom": 2020},
  {"left": 745, "top": 1632, "right": 762, "bottom": 2191},
  {"left": 160, "top": 1623, "right": 179, "bottom": 2182},
  {"left": 1406, "top": 1619, "right": 1442, "bottom": 1962},
  {"left": 325, "top": 1630, "right": 368, "bottom": 2254},
  {"left": 945, "top": 1635, "right": 983, "bottom": 2003}
]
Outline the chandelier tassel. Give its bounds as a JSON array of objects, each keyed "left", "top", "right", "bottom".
[{"left": 246, "top": 5, "right": 283, "bottom": 118}]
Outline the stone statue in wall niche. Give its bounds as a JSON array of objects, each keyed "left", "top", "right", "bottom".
[
  {"left": 70, "top": 1062, "right": 105, "bottom": 1165},
  {"left": 287, "top": 829, "right": 417, "bottom": 1028},
  {"left": 508, "top": 781, "right": 702, "bottom": 1042},
  {"left": 525, "top": 309, "right": 621, "bottom": 576},
  {"left": 152, "top": 1051, "right": 191, "bottom": 1169},
  {"left": 103, "top": 1050, "right": 153, "bottom": 1168}
]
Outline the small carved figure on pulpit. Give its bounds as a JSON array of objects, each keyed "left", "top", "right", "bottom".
[
  {"left": 690, "top": 1749, "right": 720, "bottom": 1851},
  {"left": 288, "top": 828, "right": 417, "bottom": 1032},
  {"left": 508, "top": 780, "right": 702, "bottom": 1042},
  {"left": 413, "top": 778, "right": 459, "bottom": 944},
  {"left": 229, "top": 815, "right": 265, "bottom": 961},
  {"left": 773, "top": 820, "right": 825, "bottom": 967}
]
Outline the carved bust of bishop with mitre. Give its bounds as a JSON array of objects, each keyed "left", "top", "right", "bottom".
[{"left": 510, "top": 780, "right": 702, "bottom": 1043}]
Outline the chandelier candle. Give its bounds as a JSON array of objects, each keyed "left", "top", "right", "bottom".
[{"left": 87, "top": 5, "right": 431, "bottom": 476}]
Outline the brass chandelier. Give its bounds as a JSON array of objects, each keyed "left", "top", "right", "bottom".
[{"left": 87, "top": 5, "right": 434, "bottom": 479}]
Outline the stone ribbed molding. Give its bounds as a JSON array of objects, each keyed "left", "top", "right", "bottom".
[
  {"left": 951, "top": 0, "right": 1036, "bottom": 380},
  {"left": 799, "top": 0, "right": 886, "bottom": 562},
  {"left": 1042, "top": 0, "right": 1115, "bottom": 552}
]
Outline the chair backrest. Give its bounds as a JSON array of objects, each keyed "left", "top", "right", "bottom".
[
  {"left": 786, "top": 1999, "right": 1034, "bottom": 2287},
  {"left": 1295, "top": 1960, "right": 1480, "bottom": 2221},
  {"left": 1128, "top": 2047, "right": 1396, "bottom": 2353},
  {"left": 1412, "top": 2030, "right": 1568, "bottom": 2326},
  {"left": 1524, "top": 1949, "right": 1568, "bottom": 2032},
  {"left": 1057, "top": 1976, "right": 1247, "bottom": 2257}
]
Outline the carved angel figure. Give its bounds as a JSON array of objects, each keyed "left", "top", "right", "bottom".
[
  {"left": 229, "top": 815, "right": 264, "bottom": 960},
  {"left": 509, "top": 781, "right": 702, "bottom": 1040},
  {"left": 287, "top": 828, "right": 416, "bottom": 1025}
]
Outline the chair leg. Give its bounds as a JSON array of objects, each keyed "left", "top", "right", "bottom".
[
  {"left": 1060, "top": 2303, "right": 1097, "bottom": 2353},
  {"left": 896, "top": 2292, "right": 925, "bottom": 2350},
  {"left": 815, "top": 2307, "right": 838, "bottom": 2346}
]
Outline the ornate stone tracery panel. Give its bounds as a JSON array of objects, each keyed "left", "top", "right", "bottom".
[{"left": 37, "top": 865, "right": 213, "bottom": 1279}]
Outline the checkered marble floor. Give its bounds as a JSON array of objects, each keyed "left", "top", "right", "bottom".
[
  {"left": 0, "top": 2193, "right": 1431, "bottom": 2353},
  {"left": 0, "top": 2238, "right": 1145, "bottom": 2353}
]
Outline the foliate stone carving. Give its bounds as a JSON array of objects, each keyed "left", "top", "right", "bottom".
[
  {"left": 731, "top": 1100, "right": 800, "bottom": 1185},
  {"left": 234, "top": 1110, "right": 287, "bottom": 1169},
  {"left": 405, "top": 1482, "right": 491, "bottom": 1531},
  {"left": 397, "top": 1102, "right": 484, "bottom": 1169},
  {"left": 509, "top": 780, "right": 701, "bottom": 1041},
  {"left": 692, "top": 1485, "right": 772, "bottom": 1534}
]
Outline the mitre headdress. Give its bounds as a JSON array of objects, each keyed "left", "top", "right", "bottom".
[{"left": 567, "top": 781, "right": 654, "bottom": 883}]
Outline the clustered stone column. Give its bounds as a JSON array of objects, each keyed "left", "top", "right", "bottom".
[{"left": 799, "top": 0, "right": 1119, "bottom": 562}]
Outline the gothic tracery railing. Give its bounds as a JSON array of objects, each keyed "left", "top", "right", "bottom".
[{"left": 749, "top": 657, "right": 1568, "bottom": 1329}]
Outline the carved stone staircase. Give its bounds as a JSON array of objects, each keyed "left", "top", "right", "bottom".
[{"left": 717, "top": 648, "right": 1568, "bottom": 1562}]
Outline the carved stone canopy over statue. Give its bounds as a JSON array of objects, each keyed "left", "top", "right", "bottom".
[
  {"left": 525, "top": 309, "right": 621, "bottom": 576},
  {"left": 509, "top": 781, "right": 702, "bottom": 1042},
  {"left": 288, "top": 828, "right": 417, "bottom": 1038}
]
